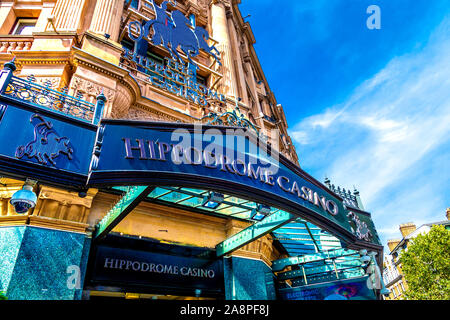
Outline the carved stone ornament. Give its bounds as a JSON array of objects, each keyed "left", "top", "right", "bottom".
[
  {"left": 70, "top": 76, "right": 115, "bottom": 102},
  {"left": 127, "top": 107, "right": 181, "bottom": 122}
]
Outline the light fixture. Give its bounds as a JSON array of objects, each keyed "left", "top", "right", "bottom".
[
  {"left": 251, "top": 203, "right": 271, "bottom": 221},
  {"left": 360, "top": 255, "right": 371, "bottom": 264},
  {"left": 201, "top": 192, "right": 224, "bottom": 209},
  {"left": 380, "top": 287, "right": 391, "bottom": 296},
  {"left": 10, "top": 179, "right": 37, "bottom": 214}
]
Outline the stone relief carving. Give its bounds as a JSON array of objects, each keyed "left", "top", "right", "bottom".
[
  {"left": 197, "top": 0, "right": 209, "bottom": 10},
  {"left": 69, "top": 75, "right": 131, "bottom": 119},
  {"left": 70, "top": 76, "right": 115, "bottom": 103},
  {"left": 127, "top": 107, "right": 181, "bottom": 123},
  {"left": 110, "top": 84, "right": 133, "bottom": 119}
]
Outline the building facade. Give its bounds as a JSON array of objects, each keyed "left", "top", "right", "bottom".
[
  {"left": 0, "top": 0, "right": 385, "bottom": 300},
  {"left": 382, "top": 209, "right": 450, "bottom": 300}
]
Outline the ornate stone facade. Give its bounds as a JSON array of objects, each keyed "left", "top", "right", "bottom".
[{"left": 0, "top": 0, "right": 302, "bottom": 300}]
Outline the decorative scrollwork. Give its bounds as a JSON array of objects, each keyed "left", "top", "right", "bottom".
[
  {"left": 347, "top": 211, "right": 373, "bottom": 242},
  {"left": 201, "top": 105, "right": 259, "bottom": 136},
  {"left": 4, "top": 76, "right": 95, "bottom": 123}
]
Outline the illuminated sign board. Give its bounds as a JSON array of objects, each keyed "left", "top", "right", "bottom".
[
  {"left": 0, "top": 94, "right": 381, "bottom": 246},
  {"left": 88, "top": 244, "right": 224, "bottom": 295},
  {"left": 88, "top": 120, "right": 373, "bottom": 243}
]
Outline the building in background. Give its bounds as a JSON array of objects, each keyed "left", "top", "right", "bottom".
[
  {"left": 0, "top": 0, "right": 384, "bottom": 300},
  {"left": 382, "top": 209, "right": 450, "bottom": 300}
]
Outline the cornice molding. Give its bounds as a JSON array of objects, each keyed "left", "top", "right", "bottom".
[
  {"left": 10, "top": 50, "right": 71, "bottom": 66},
  {"left": 38, "top": 186, "right": 98, "bottom": 208},
  {"left": 28, "top": 215, "right": 89, "bottom": 233},
  {"left": 72, "top": 50, "right": 127, "bottom": 81},
  {"left": 130, "top": 102, "right": 189, "bottom": 123},
  {"left": 0, "top": 215, "right": 29, "bottom": 227},
  {"left": 0, "top": 215, "right": 89, "bottom": 233}
]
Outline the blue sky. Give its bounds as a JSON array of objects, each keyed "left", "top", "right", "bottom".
[{"left": 239, "top": 0, "right": 450, "bottom": 248}]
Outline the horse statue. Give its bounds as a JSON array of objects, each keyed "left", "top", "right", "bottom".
[
  {"left": 169, "top": 10, "right": 199, "bottom": 64},
  {"left": 131, "top": 1, "right": 221, "bottom": 67},
  {"left": 194, "top": 26, "right": 222, "bottom": 66},
  {"left": 144, "top": 0, "right": 173, "bottom": 50},
  {"left": 15, "top": 114, "right": 73, "bottom": 167}
]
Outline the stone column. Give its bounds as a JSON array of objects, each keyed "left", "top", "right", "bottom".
[
  {"left": 0, "top": 225, "right": 92, "bottom": 300},
  {"left": 51, "top": 0, "right": 88, "bottom": 32},
  {"left": 34, "top": 1, "right": 57, "bottom": 33},
  {"left": 211, "top": 0, "right": 237, "bottom": 99},
  {"left": 223, "top": 256, "right": 276, "bottom": 300},
  {"left": 89, "top": 0, "right": 125, "bottom": 42},
  {"left": 227, "top": 17, "right": 249, "bottom": 106},
  {"left": 0, "top": 2, "right": 14, "bottom": 35}
]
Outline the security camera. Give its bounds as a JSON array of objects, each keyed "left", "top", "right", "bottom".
[
  {"left": 10, "top": 180, "right": 37, "bottom": 214},
  {"left": 360, "top": 255, "right": 371, "bottom": 264},
  {"left": 78, "top": 190, "right": 87, "bottom": 198}
]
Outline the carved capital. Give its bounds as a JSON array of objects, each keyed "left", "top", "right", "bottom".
[
  {"left": 211, "top": 0, "right": 231, "bottom": 10},
  {"left": 34, "top": 186, "right": 98, "bottom": 224}
]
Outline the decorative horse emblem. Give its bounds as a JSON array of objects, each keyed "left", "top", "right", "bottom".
[
  {"left": 347, "top": 211, "right": 373, "bottom": 241},
  {"left": 15, "top": 114, "right": 73, "bottom": 167},
  {"left": 194, "top": 26, "right": 221, "bottom": 64},
  {"left": 133, "top": 0, "right": 222, "bottom": 66}
]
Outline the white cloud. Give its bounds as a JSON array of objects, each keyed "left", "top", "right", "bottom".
[{"left": 290, "top": 16, "right": 450, "bottom": 245}]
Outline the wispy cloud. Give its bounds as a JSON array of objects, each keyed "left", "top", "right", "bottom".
[{"left": 290, "top": 16, "right": 450, "bottom": 246}]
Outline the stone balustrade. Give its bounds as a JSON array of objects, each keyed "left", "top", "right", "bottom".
[{"left": 0, "top": 37, "right": 33, "bottom": 53}]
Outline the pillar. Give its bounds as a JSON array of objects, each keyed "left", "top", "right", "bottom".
[
  {"left": 51, "top": 0, "right": 88, "bottom": 32},
  {"left": 89, "top": 0, "right": 125, "bottom": 42},
  {"left": 0, "top": 225, "right": 91, "bottom": 300},
  {"left": 0, "top": 2, "right": 14, "bottom": 35},
  {"left": 222, "top": 220, "right": 277, "bottom": 300},
  {"left": 34, "top": 1, "right": 57, "bottom": 33},
  {"left": 224, "top": 256, "right": 276, "bottom": 300},
  {"left": 226, "top": 11, "right": 248, "bottom": 106},
  {"left": 211, "top": 0, "right": 237, "bottom": 99},
  {"left": 0, "top": 181, "right": 97, "bottom": 300}
]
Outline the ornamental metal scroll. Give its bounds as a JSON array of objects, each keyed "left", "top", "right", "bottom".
[
  {"left": 347, "top": 211, "right": 373, "bottom": 242},
  {"left": 4, "top": 75, "right": 95, "bottom": 122},
  {"left": 201, "top": 105, "right": 260, "bottom": 136}
]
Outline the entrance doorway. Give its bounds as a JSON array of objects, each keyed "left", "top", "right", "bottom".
[
  {"left": 83, "top": 234, "right": 225, "bottom": 300},
  {"left": 88, "top": 290, "right": 215, "bottom": 300}
]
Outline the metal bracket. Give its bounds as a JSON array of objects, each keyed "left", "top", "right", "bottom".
[
  {"left": 272, "top": 248, "right": 358, "bottom": 272},
  {"left": 216, "top": 210, "right": 297, "bottom": 257},
  {"left": 94, "top": 185, "right": 155, "bottom": 241}
]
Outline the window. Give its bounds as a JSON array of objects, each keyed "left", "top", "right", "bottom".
[
  {"left": 10, "top": 19, "right": 37, "bottom": 35},
  {"left": 197, "top": 74, "right": 207, "bottom": 86},
  {"left": 130, "top": 0, "right": 139, "bottom": 10}
]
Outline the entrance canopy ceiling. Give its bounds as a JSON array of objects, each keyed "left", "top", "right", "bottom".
[{"left": 113, "top": 185, "right": 345, "bottom": 257}]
